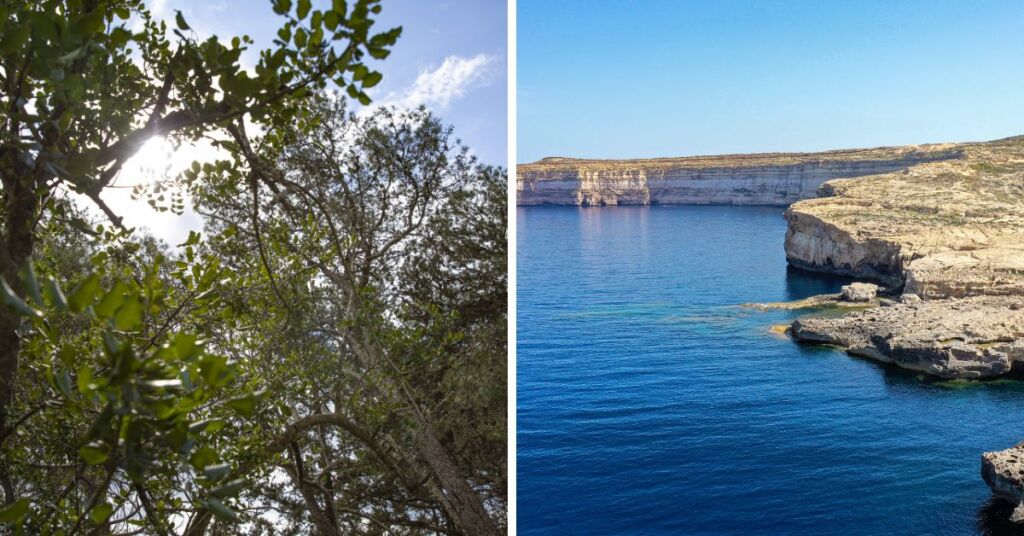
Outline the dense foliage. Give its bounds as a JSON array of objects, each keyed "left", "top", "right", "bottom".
[{"left": 0, "top": 1, "right": 506, "bottom": 534}]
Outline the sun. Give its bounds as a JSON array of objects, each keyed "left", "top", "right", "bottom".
[
  {"left": 87, "top": 136, "right": 219, "bottom": 246},
  {"left": 116, "top": 136, "right": 179, "bottom": 188}
]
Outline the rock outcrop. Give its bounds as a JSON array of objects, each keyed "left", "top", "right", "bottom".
[
  {"left": 840, "top": 283, "right": 878, "bottom": 302},
  {"left": 784, "top": 137, "right": 1024, "bottom": 380},
  {"left": 982, "top": 443, "right": 1024, "bottom": 522},
  {"left": 791, "top": 296, "right": 1024, "bottom": 379},
  {"left": 517, "top": 146, "right": 961, "bottom": 206},
  {"left": 783, "top": 138, "right": 1024, "bottom": 297}
]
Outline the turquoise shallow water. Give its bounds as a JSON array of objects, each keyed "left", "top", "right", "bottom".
[{"left": 516, "top": 205, "right": 1024, "bottom": 535}]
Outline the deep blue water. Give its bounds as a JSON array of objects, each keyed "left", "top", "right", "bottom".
[{"left": 517, "top": 206, "right": 1024, "bottom": 535}]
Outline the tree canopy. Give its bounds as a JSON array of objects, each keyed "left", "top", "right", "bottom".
[{"left": 0, "top": 1, "right": 506, "bottom": 533}]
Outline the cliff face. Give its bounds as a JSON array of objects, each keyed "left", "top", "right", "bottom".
[
  {"left": 782, "top": 136, "right": 1024, "bottom": 385},
  {"left": 782, "top": 137, "right": 1024, "bottom": 298},
  {"left": 516, "top": 146, "right": 961, "bottom": 206}
]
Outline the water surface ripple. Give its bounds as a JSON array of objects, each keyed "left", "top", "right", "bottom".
[{"left": 517, "top": 206, "right": 1024, "bottom": 535}]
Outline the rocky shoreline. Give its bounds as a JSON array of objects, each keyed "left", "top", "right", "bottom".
[
  {"left": 776, "top": 137, "right": 1024, "bottom": 521},
  {"left": 781, "top": 137, "right": 1024, "bottom": 377}
]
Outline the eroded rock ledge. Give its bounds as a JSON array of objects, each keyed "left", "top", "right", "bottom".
[
  {"left": 792, "top": 297, "right": 1024, "bottom": 379},
  {"left": 982, "top": 443, "right": 1024, "bottom": 522}
]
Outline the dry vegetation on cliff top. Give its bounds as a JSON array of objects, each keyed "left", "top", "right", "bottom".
[{"left": 519, "top": 142, "right": 963, "bottom": 173}]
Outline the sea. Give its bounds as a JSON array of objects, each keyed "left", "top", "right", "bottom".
[{"left": 517, "top": 205, "right": 1024, "bottom": 535}]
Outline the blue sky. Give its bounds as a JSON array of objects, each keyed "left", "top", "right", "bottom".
[
  {"left": 164, "top": 0, "right": 507, "bottom": 165},
  {"left": 517, "top": 0, "right": 1024, "bottom": 163}
]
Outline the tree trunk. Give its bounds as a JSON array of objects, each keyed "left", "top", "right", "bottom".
[
  {"left": 0, "top": 175, "right": 38, "bottom": 429},
  {"left": 410, "top": 413, "right": 499, "bottom": 536}
]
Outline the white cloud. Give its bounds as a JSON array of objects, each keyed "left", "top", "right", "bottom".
[
  {"left": 389, "top": 54, "right": 496, "bottom": 109},
  {"left": 150, "top": 0, "right": 171, "bottom": 17}
]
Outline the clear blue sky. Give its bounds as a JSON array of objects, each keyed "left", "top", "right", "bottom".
[
  {"left": 517, "top": 0, "right": 1024, "bottom": 163},
  {"left": 162, "top": 0, "right": 507, "bottom": 165}
]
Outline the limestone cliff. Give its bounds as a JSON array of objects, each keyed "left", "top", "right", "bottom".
[
  {"left": 783, "top": 137, "right": 1024, "bottom": 298},
  {"left": 517, "top": 146, "right": 961, "bottom": 206},
  {"left": 782, "top": 136, "right": 1024, "bottom": 383}
]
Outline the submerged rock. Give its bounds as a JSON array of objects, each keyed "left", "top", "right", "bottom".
[
  {"left": 790, "top": 296, "right": 1024, "bottom": 379},
  {"left": 743, "top": 293, "right": 884, "bottom": 311},
  {"left": 982, "top": 443, "right": 1024, "bottom": 523},
  {"left": 841, "top": 282, "right": 878, "bottom": 302}
]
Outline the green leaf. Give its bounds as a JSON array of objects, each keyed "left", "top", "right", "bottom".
[
  {"left": 0, "top": 25, "right": 29, "bottom": 54},
  {"left": 211, "top": 479, "right": 246, "bottom": 497},
  {"left": 0, "top": 499, "right": 29, "bottom": 524},
  {"left": 361, "top": 71, "right": 382, "bottom": 88},
  {"left": 309, "top": 27, "right": 323, "bottom": 47},
  {"left": 273, "top": 0, "right": 292, "bottom": 15},
  {"left": 297, "top": 0, "right": 311, "bottom": 20},
  {"left": 94, "top": 282, "right": 127, "bottom": 318},
  {"left": 19, "top": 262, "right": 42, "bottom": 307},
  {"left": 90, "top": 502, "right": 113, "bottom": 525},
  {"left": 68, "top": 274, "right": 100, "bottom": 312},
  {"left": 294, "top": 28, "right": 307, "bottom": 48},
  {"left": 189, "top": 446, "right": 217, "bottom": 470},
  {"left": 87, "top": 403, "right": 115, "bottom": 441},
  {"left": 175, "top": 10, "right": 190, "bottom": 31},
  {"left": 71, "top": 7, "right": 105, "bottom": 37},
  {"left": 79, "top": 442, "right": 109, "bottom": 465},
  {"left": 324, "top": 10, "right": 339, "bottom": 31},
  {"left": 182, "top": 230, "right": 202, "bottom": 246},
  {"left": 109, "top": 27, "right": 132, "bottom": 48},
  {"left": 203, "top": 463, "right": 231, "bottom": 481},
  {"left": 188, "top": 418, "right": 224, "bottom": 434},
  {"left": 205, "top": 497, "right": 238, "bottom": 521},
  {"left": 351, "top": 64, "right": 368, "bottom": 81},
  {"left": 0, "top": 278, "right": 41, "bottom": 318},
  {"left": 114, "top": 296, "right": 144, "bottom": 330},
  {"left": 225, "top": 391, "right": 262, "bottom": 418},
  {"left": 44, "top": 277, "right": 68, "bottom": 311},
  {"left": 367, "top": 46, "right": 390, "bottom": 60},
  {"left": 171, "top": 333, "right": 200, "bottom": 359},
  {"left": 76, "top": 365, "right": 93, "bottom": 393},
  {"left": 55, "top": 369, "right": 73, "bottom": 399}
]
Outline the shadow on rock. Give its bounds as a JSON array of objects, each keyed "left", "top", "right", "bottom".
[
  {"left": 783, "top": 265, "right": 856, "bottom": 301},
  {"left": 977, "top": 496, "right": 1024, "bottom": 536}
]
